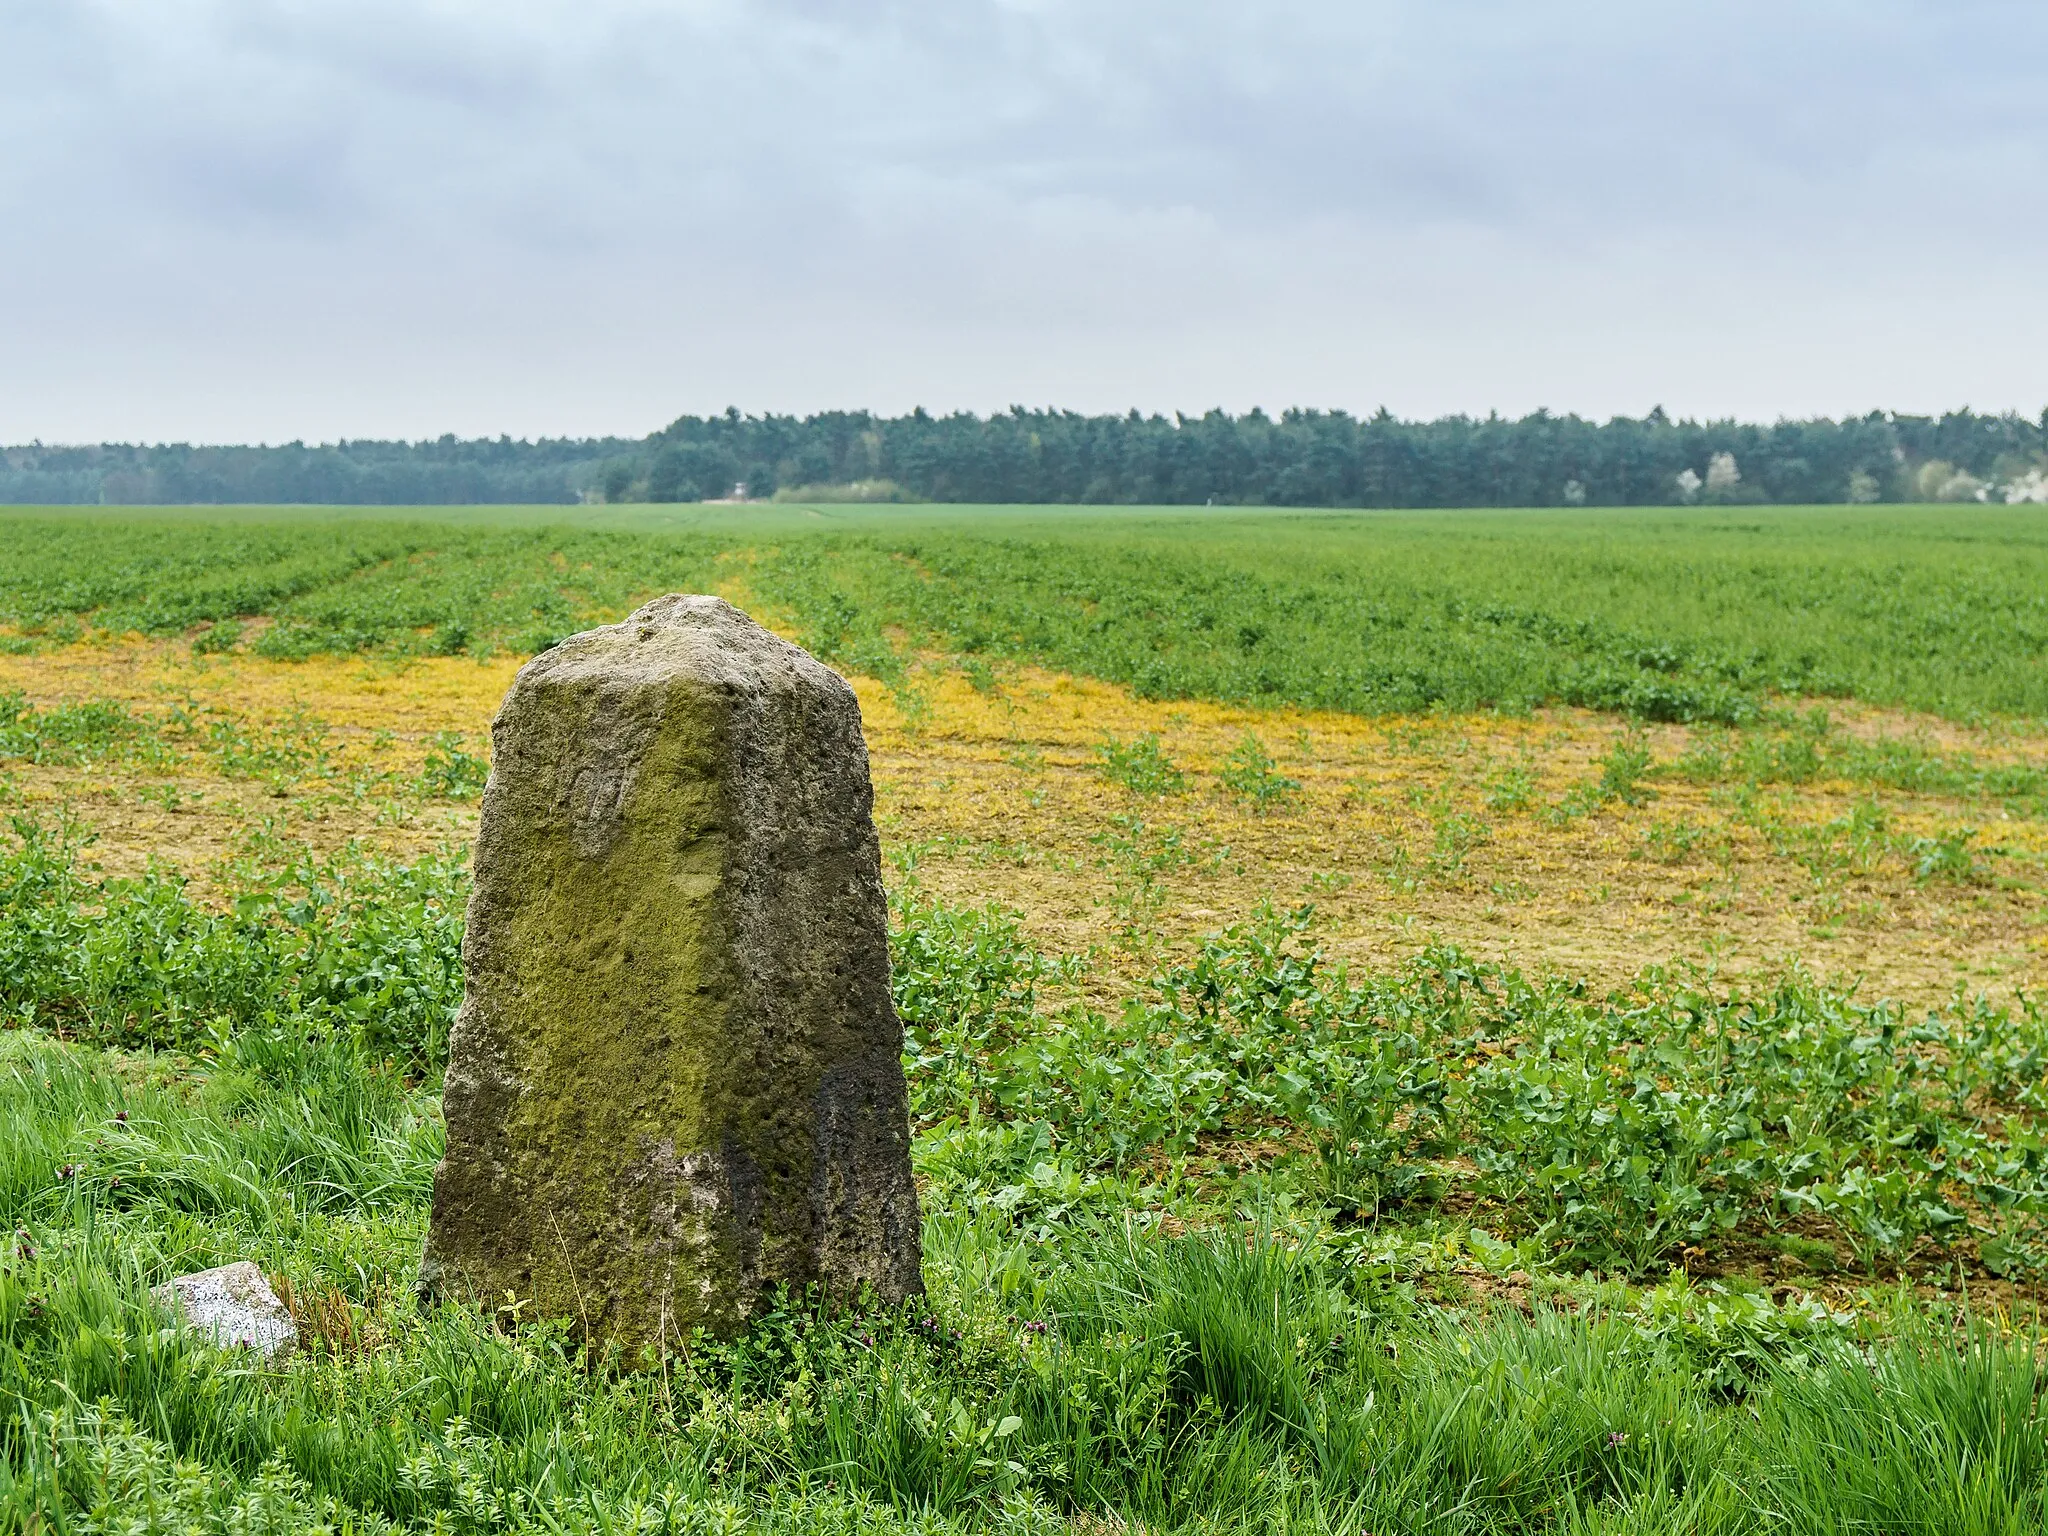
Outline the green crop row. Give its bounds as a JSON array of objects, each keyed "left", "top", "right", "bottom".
[
  {"left": 9, "top": 825, "right": 2046, "bottom": 1282},
  {"left": 897, "top": 893, "right": 2048, "bottom": 1276},
  {"left": 4, "top": 504, "right": 2047, "bottom": 721}
]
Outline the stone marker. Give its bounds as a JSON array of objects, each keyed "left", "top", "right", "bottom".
[
  {"left": 153, "top": 1262, "right": 296, "bottom": 1358},
  {"left": 421, "top": 595, "right": 922, "bottom": 1354}
]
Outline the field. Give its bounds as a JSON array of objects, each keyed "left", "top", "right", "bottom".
[{"left": 3, "top": 503, "right": 2048, "bottom": 1533}]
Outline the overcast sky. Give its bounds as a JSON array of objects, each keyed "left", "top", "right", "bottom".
[{"left": 4, "top": 1, "right": 2044, "bottom": 443}]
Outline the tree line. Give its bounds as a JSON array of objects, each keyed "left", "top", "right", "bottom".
[{"left": 5, "top": 407, "right": 2045, "bottom": 507}]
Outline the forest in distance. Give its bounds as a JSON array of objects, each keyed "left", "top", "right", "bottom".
[{"left": 7, "top": 402, "right": 2048, "bottom": 509}]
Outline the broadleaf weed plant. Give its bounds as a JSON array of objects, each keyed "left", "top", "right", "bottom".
[
  {"left": 1089, "top": 815, "right": 1198, "bottom": 944},
  {"left": 1096, "top": 734, "right": 1187, "bottom": 797},
  {"left": 420, "top": 730, "right": 491, "bottom": 798},
  {"left": 1218, "top": 733, "right": 1300, "bottom": 809}
]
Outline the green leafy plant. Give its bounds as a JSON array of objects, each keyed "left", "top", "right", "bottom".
[
  {"left": 1097, "top": 734, "right": 1187, "bottom": 797},
  {"left": 1219, "top": 733, "right": 1300, "bottom": 808},
  {"left": 1906, "top": 827, "right": 1980, "bottom": 884},
  {"left": 1279, "top": 1035, "right": 1447, "bottom": 1219},
  {"left": 891, "top": 885, "right": 1070, "bottom": 1124},
  {"left": 420, "top": 731, "right": 490, "bottom": 798},
  {"left": 1637, "top": 817, "right": 1705, "bottom": 863},
  {"left": 190, "top": 618, "right": 243, "bottom": 654},
  {"left": 1598, "top": 729, "right": 1658, "bottom": 806},
  {"left": 1091, "top": 815, "right": 1197, "bottom": 939},
  {"left": 1484, "top": 762, "right": 1536, "bottom": 813},
  {"left": 0, "top": 692, "right": 151, "bottom": 768},
  {"left": 428, "top": 621, "right": 471, "bottom": 656},
  {"left": 1429, "top": 806, "right": 1489, "bottom": 877}
]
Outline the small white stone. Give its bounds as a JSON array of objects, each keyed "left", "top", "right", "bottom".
[{"left": 152, "top": 1262, "right": 296, "bottom": 1359}]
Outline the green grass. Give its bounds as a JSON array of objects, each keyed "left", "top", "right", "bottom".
[
  {"left": 5, "top": 828, "right": 2048, "bottom": 1530},
  {"left": 4, "top": 502, "right": 2048, "bottom": 722}
]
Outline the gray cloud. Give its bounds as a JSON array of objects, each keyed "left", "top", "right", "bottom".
[{"left": 3, "top": 0, "right": 2044, "bottom": 441}]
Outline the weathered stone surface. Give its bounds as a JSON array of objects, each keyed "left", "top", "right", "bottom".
[
  {"left": 421, "top": 595, "right": 922, "bottom": 1354},
  {"left": 152, "top": 1262, "right": 296, "bottom": 1358}
]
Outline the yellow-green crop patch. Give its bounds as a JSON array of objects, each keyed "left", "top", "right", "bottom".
[{"left": 5, "top": 501, "right": 2048, "bottom": 720}]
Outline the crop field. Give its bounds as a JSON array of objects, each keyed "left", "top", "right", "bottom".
[{"left": 2, "top": 503, "right": 2048, "bottom": 1532}]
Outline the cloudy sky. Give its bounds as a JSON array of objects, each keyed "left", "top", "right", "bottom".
[{"left": 4, "top": 1, "right": 2044, "bottom": 443}]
